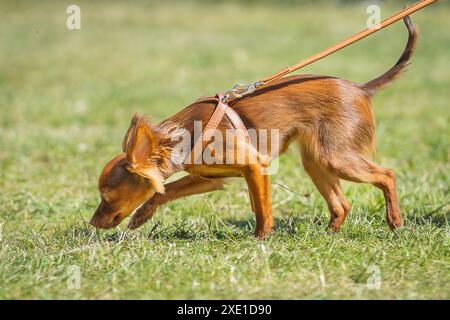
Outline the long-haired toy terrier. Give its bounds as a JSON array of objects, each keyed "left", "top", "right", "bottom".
[{"left": 90, "top": 17, "right": 417, "bottom": 238}]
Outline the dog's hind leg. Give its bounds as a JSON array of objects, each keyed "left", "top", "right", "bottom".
[
  {"left": 301, "top": 151, "right": 351, "bottom": 232},
  {"left": 323, "top": 155, "right": 403, "bottom": 230}
]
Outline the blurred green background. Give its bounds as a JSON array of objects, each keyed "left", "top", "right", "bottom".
[{"left": 0, "top": 0, "right": 448, "bottom": 299}]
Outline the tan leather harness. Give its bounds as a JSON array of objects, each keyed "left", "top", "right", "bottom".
[{"left": 193, "top": 0, "right": 437, "bottom": 157}]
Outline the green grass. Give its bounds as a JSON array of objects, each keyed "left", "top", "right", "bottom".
[{"left": 0, "top": 0, "right": 449, "bottom": 299}]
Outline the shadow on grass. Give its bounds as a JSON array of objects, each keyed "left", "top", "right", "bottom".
[
  {"left": 60, "top": 209, "right": 433, "bottom": 243},
  {"left": 406, "top": 195, "right": 449, "bottom": 227},
  {"left": 92, "top": 215, "right": 317, "bottom": 241},
  {"left": 409, "top": 210, "right": 449, "bottom": 228},
  {"left": 100, "top": 213, "right": 323, "bottom": 241},
  {"left": 177, "top": 213, "right": 321, "bottom": 240},
  {"left": 224, "top": 214, "right": 319, "bottom": 236}
]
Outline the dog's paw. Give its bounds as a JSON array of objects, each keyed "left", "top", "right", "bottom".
[
  {"left": 128, "top": 211, "right": 152, "bottom": 229},
  {"left": 127, "top": 216, "right": 147, "bottom": 230},
  {"left": 128, "top": 201, "right": 158, "bottom": 229}
]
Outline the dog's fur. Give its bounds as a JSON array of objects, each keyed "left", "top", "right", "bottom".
[{"left": 90, "top": 17, "right": 417, "bottom": 238}]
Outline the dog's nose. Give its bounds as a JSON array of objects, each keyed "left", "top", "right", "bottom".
[
  {"left": 89, "top": 208, "right": 122, "bottom": 229},
  {"left": 89, "top": 215, "right": 111, "bottom": 229},
  {"left": 89, "top": 206, "right": 104, "bottom": 228},
  {"left": 89, "top": 215, "right": 100, "bottom": 228}
]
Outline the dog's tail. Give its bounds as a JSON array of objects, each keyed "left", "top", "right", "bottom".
[{"left": 358, "top": 16, "right": 418, "bottom": 96}]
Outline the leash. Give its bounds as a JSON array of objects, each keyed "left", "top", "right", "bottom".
[
  {"left": 222, "top": 0, "right": 438, "bottom": 103},
  {"left": 189, "top": 0, "right": 438, "bottom": 164}
]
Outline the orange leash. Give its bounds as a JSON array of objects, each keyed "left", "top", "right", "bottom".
[
  {"left": 223, "top": 0, "right": 438, "bottom": 102},
  {"left": 191, "top": 0, "right": 438, "bottom": 163}
]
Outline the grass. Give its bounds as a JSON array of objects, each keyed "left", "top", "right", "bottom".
[{"left": 0, "top": 0, "right": 449, "bottom": 299}]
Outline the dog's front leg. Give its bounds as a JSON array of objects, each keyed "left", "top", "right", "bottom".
[
  {"left": 242, "top": 164, "right": 274, "bottom": 239},
  {"left": 128, "top": 175, "right": 225, "bottom": 229}
]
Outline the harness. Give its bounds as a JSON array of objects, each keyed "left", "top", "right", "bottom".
[{"left": 190, "top": 0, "right": 436, "bottom": 161}]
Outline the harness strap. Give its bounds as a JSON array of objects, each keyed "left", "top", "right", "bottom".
[
  {"left": 202, "top": 94, "right": 229, "bottom": 143},
  {"left": 224, "top": 105, "right": 248, "bottom": 136},
  {"left": 188, "top": 93, "right": 249, "bottom": 164}
]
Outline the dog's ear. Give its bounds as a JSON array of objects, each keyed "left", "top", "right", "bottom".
[
  {"left": 123, "top": 114, "right": 157, "bottom": 165},
  {"left": 122, "top": 113, "right": 141, "bottom": 154},
  {"left": 122, "top": 114, "right": 165, "bottom": 193}
]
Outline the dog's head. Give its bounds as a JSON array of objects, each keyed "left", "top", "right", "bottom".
[{"left": 90, "top": 115, "right": 167, "bottom": 229}]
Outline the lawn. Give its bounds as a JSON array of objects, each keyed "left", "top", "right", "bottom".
[{"left": 0, "top": 0, "right": 448, "bottom": 299}]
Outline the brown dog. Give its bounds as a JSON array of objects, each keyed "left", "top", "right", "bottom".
[{"left": 90, "top": 17, "right": 417, "bottom": 238}]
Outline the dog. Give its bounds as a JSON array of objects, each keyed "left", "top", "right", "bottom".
[{"left": 90, "top": 17, "right": 417, "bottom": 239}]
